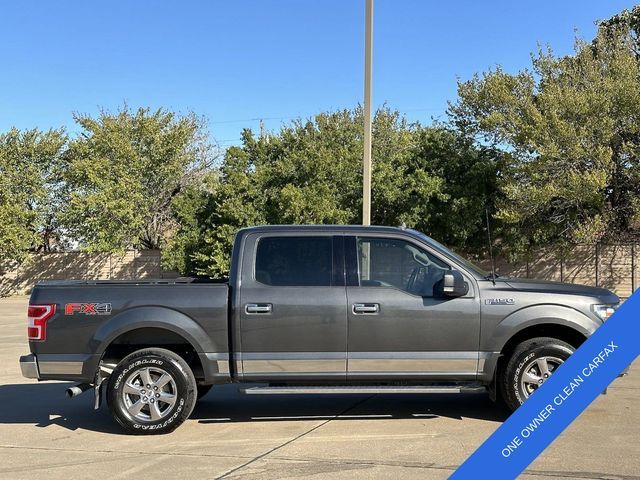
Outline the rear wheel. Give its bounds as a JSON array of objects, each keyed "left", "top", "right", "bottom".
[
  {"left": 500, "top": 337, "right": 574, "bottom": 411},
  {"left": 107, "top": 348, "right": 197, "bottom": 434}
]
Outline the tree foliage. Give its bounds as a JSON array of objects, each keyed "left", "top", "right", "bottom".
[
  {"left": 5, "top": 6, "right": 640, "bottom": 278},
  {"left": 0, "top": 128, "right": 67, "bottom": 261},
  {"left": 62, "top": 106, "right": 218, "bottom": 251},
  {"left": 166, "top": 107, "right": 501, "bottom": 276},
  {"left": 449, "top": 6, "right": 640, "bottom": 257}
]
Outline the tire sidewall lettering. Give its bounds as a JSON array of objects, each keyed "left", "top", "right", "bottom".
[
  {"left": 511, "top": 345, "right": 571, "bottom": 405},
  {"left": 513, "top": 351, "right": 537, "bottom": 404},
  {"left": 113, "top": 358, "right": 164, "bottom": 390},
  {"left": 131, "top": 398, "right": 185, "bottom": 430}
]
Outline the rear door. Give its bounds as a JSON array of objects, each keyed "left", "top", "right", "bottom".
[
  {"left": 238, "top": 232, "right": 348, "bottom": 380},
  {"left": 345, "top": 235, "right": 481, "bottom": 380}
]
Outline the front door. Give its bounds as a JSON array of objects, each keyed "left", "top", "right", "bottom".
[
  {"left": 239, "top": 233, "right": 348, "bottom": 381},
  {"left": 345, "top": 235, "right": 481, "bottom": 380}
]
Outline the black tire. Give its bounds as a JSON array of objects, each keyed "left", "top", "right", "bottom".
[
  {"left": 500, "top": 337, "right": 574, "bottom": 411},
  {"left": 196, "top": 384, "right": 213, "bottom": 400},
  {"left": 107, "top": 348, "right": 197, "bottom": 434}
]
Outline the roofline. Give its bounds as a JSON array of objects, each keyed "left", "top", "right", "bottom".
[
  {"left": 237, "top": 224, "right": 408, "bottom": 233},
  {"left": 233, "top": 224, "right": 488, "bottom": 280}
]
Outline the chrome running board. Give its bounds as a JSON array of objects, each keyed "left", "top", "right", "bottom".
[{"left": 240, "top": 385, "right": 487, "bottom": 395}]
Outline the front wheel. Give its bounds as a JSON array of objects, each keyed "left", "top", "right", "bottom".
[
  {"left": 107, "top": 348, "right": 197, "bottom": 434},
  {"left": 500, "top": 337, "right": 574, "bottom": 411}
]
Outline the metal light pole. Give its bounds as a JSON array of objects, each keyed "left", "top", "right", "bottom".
[{"left": 362, "top": 0, "right": 373, "bottom": 226}]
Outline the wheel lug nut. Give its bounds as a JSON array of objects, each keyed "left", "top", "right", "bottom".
[
  {"left": 146, "top": 384, "right": 151, "bottom": 388},
  {"left": 141, "top": 389, "right": 146, "bottom": 395},
  {"left": 156, "top": 393, "right": 160, "bottom": 398},
  {"left": 150, "top": 398, "right": 155, "bottom": 403},
  {"left": 154, "top": 386, "right": 158, "bottom": 391}
]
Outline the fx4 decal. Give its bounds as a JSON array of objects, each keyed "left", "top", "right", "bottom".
[{"left": 65, "top": 303, "right": 112, "bottom": 315}]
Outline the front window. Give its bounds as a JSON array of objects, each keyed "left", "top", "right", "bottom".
[
  {"left": 356, "top": 237, "right": 450, "bottom": 297},
  {"left": 409, "top": 229, "right": 489, "bottom": 277}
]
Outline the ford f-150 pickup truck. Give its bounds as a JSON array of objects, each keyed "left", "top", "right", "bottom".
[{"left": 19, "top": 225, "right": 619, "bottom": 434}]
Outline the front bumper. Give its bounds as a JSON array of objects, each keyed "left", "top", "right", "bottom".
[{"left": 20, "top": 354, "right": 39, "bottom": 379}]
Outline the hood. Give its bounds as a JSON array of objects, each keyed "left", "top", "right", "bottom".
[{"left": 501, "top": 277, "right": 619, "bottom": 302}]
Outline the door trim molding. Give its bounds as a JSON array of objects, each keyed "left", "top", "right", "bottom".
[
  {"left": 237, "top": 351, "right": 482, "bottom": 376},
  {"left": 347, "top": 351, "right": 478, "bottom": 374},
  {"left": 241, "top": 352, "right": 346, "bottom": 360},
  {"left": 347, "top": 351, "right": 478, "bottom": 359},
  {"left": 240, "top": 352, "right": 346, "bottom": 375}
]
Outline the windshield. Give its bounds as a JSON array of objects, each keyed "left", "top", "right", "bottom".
[{"left": 408, "top": 229, "right": 490, "bottom": 277}]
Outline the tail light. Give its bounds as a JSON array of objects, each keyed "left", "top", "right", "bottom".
[{"left": 27, "top": 304, "right": 56, "bottom": 341}]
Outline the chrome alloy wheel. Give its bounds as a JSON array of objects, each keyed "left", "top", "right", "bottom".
[
  {"left": 121, "top": 367, "right": 178, "bottom": 421},
  {"left": 520, "top": 356, "right": 563, "bottom": 398}
]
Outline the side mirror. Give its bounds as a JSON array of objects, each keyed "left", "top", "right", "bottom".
[{"left": 435, "top": 270, "right": 469, "bottom": 298}]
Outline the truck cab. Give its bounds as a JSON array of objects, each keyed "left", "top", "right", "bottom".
[{"left": 233, "top": 226, "right": 481, "bottom": 382}]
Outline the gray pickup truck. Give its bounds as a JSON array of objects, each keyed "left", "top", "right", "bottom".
[{"left": 20, "top": 225, "right": 619, "bottom": 434}]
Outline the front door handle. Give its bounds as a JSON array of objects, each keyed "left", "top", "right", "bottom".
[
  {"left": 246, "top": 303, "right": 272, "bottom": 314},
  {"left": 353, "top": 303, "right": 379, "bottom": 314}
]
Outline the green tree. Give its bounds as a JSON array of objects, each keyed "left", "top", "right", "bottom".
[
  {"left": 162, "top": 173, "right": 222, "bottom": 275},
  {"left": 0, "top": 128, "right": 67, "bottom": 262},
  {"left": 187, "top": 144, "right": 267, "bottom": 275},
  {"left": 410, "top": 127, "right": 505, "bottom": 254},
  {"left": 449, "top": 6, "right": 640, "bottom": 256},
  {"left": 169, "top": 107, "right": 495, "bottom": 276},
  {"left": 63, "top": 106, "right": 218, "bottom": 252}
]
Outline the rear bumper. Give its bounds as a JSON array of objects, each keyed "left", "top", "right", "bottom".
[
  {"left": 20, "top": 353, "right": 98, "bottom": 381},
  {"left": 20, "top": 354, "right": 39, "bottom": 379}
]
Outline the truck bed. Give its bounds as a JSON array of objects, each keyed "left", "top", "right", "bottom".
[
  {"left": 28, "top": 279, "right": 230, "bottom": 383},
  {"left": 36, "top": 277, "right": 228, "bottom": 286}
]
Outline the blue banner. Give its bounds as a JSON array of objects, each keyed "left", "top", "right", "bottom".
[{"left": 451, "top": 292, "right": 640, "bottom": 479}]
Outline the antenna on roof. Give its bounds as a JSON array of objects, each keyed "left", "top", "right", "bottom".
[
  {"left": 399, "top": 222, "right": 407, "bottom": 230},
  {"left": 485, "top": 208, "right": 497, "bottom": 286}
]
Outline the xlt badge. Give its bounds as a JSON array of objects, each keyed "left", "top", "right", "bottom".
[{"left": 485, "top": 298, "right": 515, "bottom": 306}]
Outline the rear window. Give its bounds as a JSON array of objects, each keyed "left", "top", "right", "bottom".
[{"left": 255, "top": 236, "right": 333, "bottom": 286}]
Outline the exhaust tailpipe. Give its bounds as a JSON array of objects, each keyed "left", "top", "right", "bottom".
[{"left": 66, "top": 383, "right": 92, "bottom": 398}]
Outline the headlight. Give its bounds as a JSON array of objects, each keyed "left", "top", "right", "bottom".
[{"left": 591, "top": 304, "right": 616, "bottom": 321}]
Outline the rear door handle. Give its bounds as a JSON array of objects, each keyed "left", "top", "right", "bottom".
[
  {"left": 245, "top": 303, "right": 272, "bottom": 314},
  {"left": 353, "top": 303, "right": 379, "bottom": 314}
]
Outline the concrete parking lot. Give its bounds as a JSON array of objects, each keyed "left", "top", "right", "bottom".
[{"left": 0, "top": 296, "right": 638, "bottom": 479}]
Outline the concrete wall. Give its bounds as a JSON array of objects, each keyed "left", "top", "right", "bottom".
[
  {"left": 0, "top": 250, "right": 179, "bottom": 297},
  {"left": 482, "top": 244, "right": 637, "bottom": 300},
  {"left": 1, "top": 244, "right": 637, "bottom": 299}
]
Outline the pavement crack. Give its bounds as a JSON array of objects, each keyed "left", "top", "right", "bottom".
[
  {"left": 0, "top": 452, "right": 143, "bottom": 474},
  {"left": 214, "top": 395, "right": 376, "bottom": 479},
  {"left": 267, "top": 454, "right": 456, "bottom": 472},
  {"left": 521, "top": 470, "right": 640, "bottom": 480},
  {"left": 0, "top": 444, "right": 253, "bottom": 461}
]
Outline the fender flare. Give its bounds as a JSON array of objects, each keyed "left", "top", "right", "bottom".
[
  {"left": 91, "top": 306, "right": 219, "bottom": 356},
  {"left": 489, "top": 303, "right": 599, "bottom": 353},
  {"left": 478, "top": 304, "right": 599, "bottom": 384}
]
